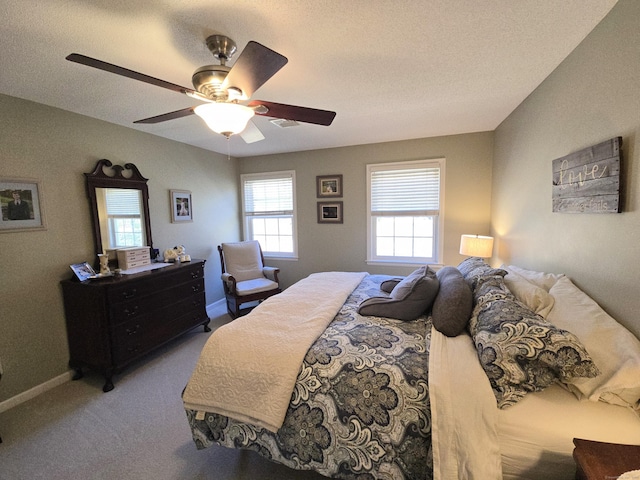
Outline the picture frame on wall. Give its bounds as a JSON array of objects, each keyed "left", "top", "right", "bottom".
[
  {"left": 316, "top": 174, "right": 343, "bottom": 198},
  {"left": 170, "top": 189, "right": 193, "bottom": 223},
  {"left": 0, "top": 177, "right": 46, "bottom": 233},
  {"left": 317, "top": 201, "right": 343, "bottom": 224}
]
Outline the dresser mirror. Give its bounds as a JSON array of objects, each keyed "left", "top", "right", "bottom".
[{"left": 85, "top": 159, "right": 153, "bottom": 259}]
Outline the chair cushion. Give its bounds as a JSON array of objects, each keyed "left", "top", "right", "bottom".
[
  {"left": 222, "top": 241, "right": 264, "bottom": 282},
  {"left": 235, "top": 278, "right": 279, "bottom": 296}
]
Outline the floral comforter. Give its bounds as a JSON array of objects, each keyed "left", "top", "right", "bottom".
[{"left": 185, "top": 275, "right": 433, "bottom": 480}]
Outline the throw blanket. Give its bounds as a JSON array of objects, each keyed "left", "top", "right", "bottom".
[
  {"left": 429, "top": 327, "right": 503, "bottom": 479},
  {"left": 182, "top": 271, "right": 367, "bottom": 432}
]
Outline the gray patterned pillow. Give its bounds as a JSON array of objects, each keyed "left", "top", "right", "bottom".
[
  {"left": 457, "top": 257, "right": 507, "bottom": 291},
  {"left": 468, "top": 275, "right": 600, "bottom": 408}
]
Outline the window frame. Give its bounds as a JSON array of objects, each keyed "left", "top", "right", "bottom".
[
  {"left": 366, "top": 158, "right": 445, "bottom": 266},
  {"left": 241, "top": 170, "right": 298, "bottom": 260}
]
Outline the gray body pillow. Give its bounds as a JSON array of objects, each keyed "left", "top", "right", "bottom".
[{"left": 431, "top": 266, "right": 473, "bottom": 337}]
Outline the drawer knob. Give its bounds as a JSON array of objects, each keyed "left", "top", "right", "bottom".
[
  {"left": 126, "top": 324, "right": 141, "bottom": 335},
  {"left": 124, "top": 306, "right": 139, "bottom": 317},
  {"left": 122, "top": 289, "right": 137, "bottom": 299}
]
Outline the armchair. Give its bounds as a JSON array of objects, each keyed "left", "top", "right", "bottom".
[{"left": 218, "top": 240, "right": 281, "bottom": 318}]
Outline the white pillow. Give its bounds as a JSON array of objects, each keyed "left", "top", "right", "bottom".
[
  {"left": 502, "top": 264, "right": 564, "bottom": 291},
  {"left": 547, "top": 276, "right": 640, "bottom": 413},
  {"left": 503, "top": 270, "right": 555, "bottom": 318}
]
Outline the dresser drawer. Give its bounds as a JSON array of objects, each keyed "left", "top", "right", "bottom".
[
  {"left": 111, "top": 296, "right": 207, "bottom": 363},
  {"left": 109, "top": 278, "right": 204, "bottom": 325},
  {"left": 107, "top": 263, "right": 204, "bottom": 304}
]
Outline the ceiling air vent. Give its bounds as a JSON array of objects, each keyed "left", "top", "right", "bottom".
[{"left": 270, "top": 118, "right": 299, "bottom": 128}]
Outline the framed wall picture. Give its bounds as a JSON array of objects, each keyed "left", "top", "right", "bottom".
[
  {"left": 317, "top": 201, "right": 343, "bottom": 224},
  {"left": 170, "top": 189, "right": 193, "bottom": 223},
  {"left": 316, "top": 174, "right": 343, "bottom": 198},
  {"left": 0, "top": 178, "right": 46, "bottom": 233}
]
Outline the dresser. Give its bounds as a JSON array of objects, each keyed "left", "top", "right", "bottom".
[{"left": 61, "top": 260, "right": 210, "bottom": 392}]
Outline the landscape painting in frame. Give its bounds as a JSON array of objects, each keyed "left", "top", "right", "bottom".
[
  {"left": 170, "top": 189, "right": 193, "bottom": 222},
  {"left": 0, "top": 178, "right": 46, "bottom": 233}
]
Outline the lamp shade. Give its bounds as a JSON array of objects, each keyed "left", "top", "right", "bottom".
[
  {"left": 459, "top": 234, "right": 494, "bottom": 258},
  {"left": 194, "top": 102, "right": 254, "bottom": 137}
]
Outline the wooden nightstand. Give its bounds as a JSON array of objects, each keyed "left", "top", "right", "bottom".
[{"left": 573, "top": 438, "right": 640, "bottom": 480}]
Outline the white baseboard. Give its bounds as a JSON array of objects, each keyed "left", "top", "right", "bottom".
[
  {"left": 0, "top": 371, "right": 73, "bottom": 413},
  {"left": 206, "top": 298, "right": 226, "bottom": 318},
  {"left": 0, "top": 300, "right": 225, "bottom": 414}
]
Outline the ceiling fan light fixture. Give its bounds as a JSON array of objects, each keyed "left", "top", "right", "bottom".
[{"left": 194, "top": 102, "right": 255, "bottom": 137}]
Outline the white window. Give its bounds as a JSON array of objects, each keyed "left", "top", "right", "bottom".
[
  {"left": 367, "top": 159, "right": 444, "bottom": 265},
  {"left": 241, "top": 171, "right": 297, "bottom": 259},
  {"left": 98, "top": 188, "right": 145, "bottom": 249}
]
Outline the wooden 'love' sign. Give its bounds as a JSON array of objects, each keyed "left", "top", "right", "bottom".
[{"left": 552, "top": 137, "right": 622, "bottom": 213}]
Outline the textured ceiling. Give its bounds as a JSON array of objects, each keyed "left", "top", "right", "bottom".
[{"left": 1, "top": 0, "right": 618, "bottom": 157}]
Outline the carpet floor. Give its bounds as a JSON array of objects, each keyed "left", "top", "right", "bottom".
[{"left": 0, "top": 303, "right": 327, "bottom": 480}]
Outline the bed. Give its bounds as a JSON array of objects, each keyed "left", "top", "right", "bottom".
[{"left": 182, "top": 261, "right": 640, "bottom": 480}]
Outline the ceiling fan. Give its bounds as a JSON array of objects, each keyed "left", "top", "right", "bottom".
[{"left": 66, "top": 35, "right": 336, "bottom": 143}]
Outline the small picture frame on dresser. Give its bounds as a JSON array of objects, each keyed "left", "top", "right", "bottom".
[{"left": 70, "top": 262, "right": 96, "bottom": 282}]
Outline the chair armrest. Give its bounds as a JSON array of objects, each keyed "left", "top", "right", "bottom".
[
  {"left": 221, "top": 272, "right": 237, "bottom": 293},
  {"left": 262, "top": 266, "right": 280, "bottom": 283}
]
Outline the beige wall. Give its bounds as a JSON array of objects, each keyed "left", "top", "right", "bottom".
[
  {"left": 0, "top": 93, "right": 493, "bottom": 404},
  {"left": 0, "top": 94, "right": 238, "bottom": 402},
  {"left": 240, "top": 132, "right": 494, "bottom": 288},
  {"left": 492, "top": 0, "right": 640, "bottom": 338}
]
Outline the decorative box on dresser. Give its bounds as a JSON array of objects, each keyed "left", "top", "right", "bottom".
[{"left": 61, "top": 260, "right": 210, "bottom": 392}]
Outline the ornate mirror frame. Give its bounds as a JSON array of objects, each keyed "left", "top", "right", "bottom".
[{"left": 85, "top": 159, "right": 153, "bottom": 257}]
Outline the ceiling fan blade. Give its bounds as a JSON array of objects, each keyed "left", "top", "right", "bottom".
[
  {"left": 222, "top": 42, "right": 288, "bottom": 99},
  {"left": 240, "top": 120, "right": 265, "bottom": 144},
  {"left": 249, "top": 100, "right": 336, "bottom": 126},
  {"left": 66, "top": 53, "right": 199, "bottom": 97},
  {"left": 133, "top": 107, "right": 196, "bottom": 124}
]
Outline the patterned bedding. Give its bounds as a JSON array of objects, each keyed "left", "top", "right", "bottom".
[{"left": 185, "top": 274, "right": 433, "bottom": 480}]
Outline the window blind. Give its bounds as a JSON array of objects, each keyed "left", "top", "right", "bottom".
[
  {"left": 105, "top": 188, "right": 142, "bottom": 216},
  {"left": 370, "top": 166, "right": 440, "bottom": 215},
  {"left": 244, "top": 175, "right": 293, "bottom": 215}
]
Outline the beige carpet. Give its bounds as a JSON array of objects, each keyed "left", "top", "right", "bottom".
[{"left": 0, "top": 303, "right": 327, "bottom": 480}]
